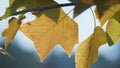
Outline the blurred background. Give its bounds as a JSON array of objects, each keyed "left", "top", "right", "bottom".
[{"left": 0, "top": 0, "right": 120, "bottom": 68}]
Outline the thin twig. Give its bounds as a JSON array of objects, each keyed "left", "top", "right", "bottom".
[
  {"left": 12, "top": 3, "right": 75, "bottom": 16},
  {"left": 58, "top": 8, "right": 74, "bottom": 22},
  {"left": 90, "top": 7, "right": 96, "bottom": 29}
]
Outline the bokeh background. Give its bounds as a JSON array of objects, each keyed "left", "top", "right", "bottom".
[{"left": 0, "top": 0, "right": 120, "bottom": 68}]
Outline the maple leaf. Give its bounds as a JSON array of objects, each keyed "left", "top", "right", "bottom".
[
  {"left": 20, "top": 9, "right": 78, "bottom": 62},
  {"left": 2, "top": 16, "right": 23, "bottom": 48},
  {"left": 75, "top": 26, "right": 107, "bottom": 68},
  {"left": 1, "top": 0, "right": 60, "bottom": 49}
]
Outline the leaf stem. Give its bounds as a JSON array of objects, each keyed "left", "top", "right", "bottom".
[
  {"left": 12, "top": 3, "right": 75, "bottom": 16},
  {"left": 90, "top": 7, "right": 96, "bottom": 29}
]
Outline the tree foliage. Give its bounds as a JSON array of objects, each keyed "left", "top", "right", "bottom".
[
  {"left": 20, "top": 9, "right": 78, "bottom": 62},
  {"left": 0, "top": 0, "right": 120, "bottom": 68}
]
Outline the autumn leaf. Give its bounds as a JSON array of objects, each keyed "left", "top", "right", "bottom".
[
  {"left": 2, "top": 16, "right": 23, "bottom": 48},
  {"left": 73, "top": 0, "right": 118, "bottom": 18},
  {"left": 112, "top": 9, "right": 120, "bottom": 23},
  {"left": 106, "top": 10, "right": 120, "bottom": 46},
  {"left": 20, "top": 9, "right": 78, "bottom": 62},
  {"left": 0, "top": 0, "right": 58, "bottom": 19},
  {"left": 75, "top": 26, "right": 106, "bottom": 68},
  {"left": 95, "top": 4, "right": 120, "bottom": 26},
  {"left": 93, "top": 0, "right": 119, "bottom": 18},
  {"left": 74, "top": 0, "right": 93, "bottom": 17},
  {"left": 73, "top": 0, "right": 120, "bottom": 26},
  {"left": 25, "top": 0, "right": 59, "bottom": 22},
  {"left": 106, "top": 18, "right": 120, "bottom": 44}
]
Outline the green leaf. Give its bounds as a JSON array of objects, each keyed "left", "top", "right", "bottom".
[
  {"left": 0, "top": 0, "right": 27, "bottom": 19},
  {"left": 0, "top": 0, "right": 60, "bottom": 22}
]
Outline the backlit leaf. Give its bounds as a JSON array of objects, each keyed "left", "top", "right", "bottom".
[
  {"left": 93, "top": 0, "right": 119, "bottom": 18},
  {"left": 0, "top": 0, "right": 57, "bottom": 19},
  {"left": 0, "top": 0, "right": 26, "bottom": 19},
  {"left": 74, "top": 0, "right": 93, "bottom": 17},
  {"left": 9, "top": 0, "right": 15, "bottom": 6},
  {"left": 20, "top": 9, "right": 78, "bottom": 62},
  {"left": 25, "top": 0, "right": 59, "bottom": 22},
  {"left": 95, "top": 4, "right": 120, "bottom": 26},
  {"left": 2, "top": 16, "right": 23, "bottom": 48},
  {"left": 75, "top": 27, "right": 106, "bottom": 68},
  {"left": 112, "top": 9, "right": 120, "bottom": 23},
  {"left": 73, "top": 0, "right": 120, "bottom": 25},
  {"left": 106, "top": 18, "right": 120, "bottom": 44}
]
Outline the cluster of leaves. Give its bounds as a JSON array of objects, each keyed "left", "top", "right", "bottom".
[{"left": 0, "top": 0, "right": 120, "bottom": 68}]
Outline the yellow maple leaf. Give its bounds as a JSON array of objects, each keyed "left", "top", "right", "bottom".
[
  {"left": 2, "top": 17, "right": 23, "bottom": 48},
  {"left": 75, "top": 26, "right": 107, "bottom": 68},
  {"left": 20, "top": 9, "right": 78, "bottom": 62}
]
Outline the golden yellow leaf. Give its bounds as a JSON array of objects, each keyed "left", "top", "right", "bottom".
[
  {"left": 75, "top": 26, "right": 106, "bottom": 68},
  {"left": 106, "top": 18, "right": 120, "bottom": 43},
  {"left": 20, "top": 9, "right": 78, "bottom": 62},
  {"left": 2, "top": 17, "right": 22, "bottom": 48}
]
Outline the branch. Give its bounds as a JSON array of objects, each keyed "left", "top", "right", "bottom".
[{"left": 12, "top": 3, "right": 75, "bottom": 15}]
